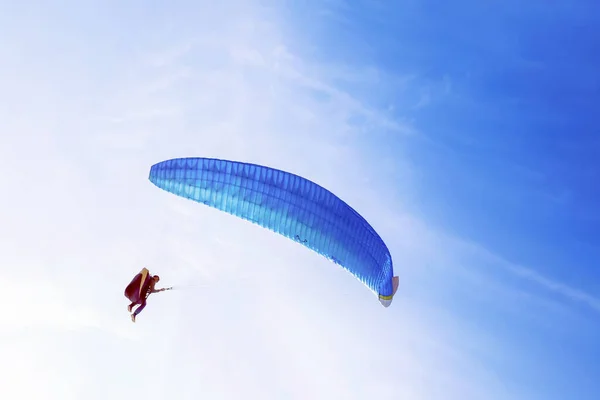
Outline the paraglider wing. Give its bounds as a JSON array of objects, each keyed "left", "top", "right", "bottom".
[{"left": 148, "top": 157, "right": 399, "bottom": 307}]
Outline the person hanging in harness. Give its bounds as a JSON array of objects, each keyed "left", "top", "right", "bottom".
[{"left": 124, "top": 268, "right": 171, "bottom": 322}]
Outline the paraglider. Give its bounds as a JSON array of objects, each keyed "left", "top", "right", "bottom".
[
  {"left": 148, "top": 157, "right": 399, "bottom": 307},
  {"left": 124, "top": 267, "right": 172, "bottom": 322}
]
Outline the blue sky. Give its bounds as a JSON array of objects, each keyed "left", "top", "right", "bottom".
[{"left": 1, "top": 1, "right": 599, "bottom": 399}]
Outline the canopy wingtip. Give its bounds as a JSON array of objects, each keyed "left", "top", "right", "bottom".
[{"left": 378, "top": 276, "right": 399, "bottom": 307}]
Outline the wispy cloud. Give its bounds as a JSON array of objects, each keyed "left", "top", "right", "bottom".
[
  {"left": 453, "top": 236, "right": 600, "bottom": 313},
  {"left": 383, "top": 212, "right": 600, "bottom": 315}
]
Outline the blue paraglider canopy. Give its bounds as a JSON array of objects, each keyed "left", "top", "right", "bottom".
[{"left": 148, "top": 157, "right": 399, "bottom": 307}]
